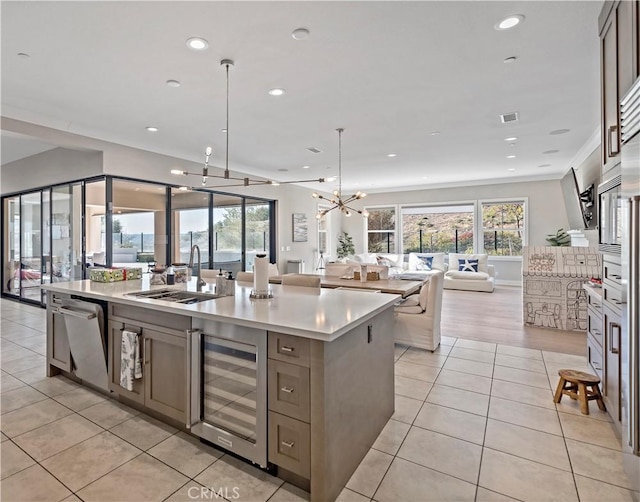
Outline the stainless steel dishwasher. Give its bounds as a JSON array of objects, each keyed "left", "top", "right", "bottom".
[{"left": 49, "top": 292, "right": 109, "bottom": 392}]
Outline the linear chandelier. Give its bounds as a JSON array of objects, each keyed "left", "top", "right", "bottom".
[
  {"left": 171, "top": 59, "right": 331, "bottom": 189},
  {"left": 313, "top": 128, "right": 369, "bottom": 218}
]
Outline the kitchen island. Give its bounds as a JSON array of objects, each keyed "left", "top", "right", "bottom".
[{"left": 43, "top": 278, "right": 398, "bottom": 502}]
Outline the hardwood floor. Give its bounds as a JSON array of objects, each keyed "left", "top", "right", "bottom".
[{"left": 441, "top": 285, "right": 587, "bottom": 356}]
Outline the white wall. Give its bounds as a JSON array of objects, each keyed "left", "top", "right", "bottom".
[
  {"left": 571, "top": 146, "right": 601, "bottom": 246},
  {"left": 1, "top": 147, "right": 103, "bottom": 193}
]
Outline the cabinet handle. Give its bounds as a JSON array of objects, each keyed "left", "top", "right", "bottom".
[
  {"left": 593, "top": 304, "right": 601, "bottom": 309},
  {"left": 281, "top": 440, "right": 295, "bottom": 448},
  {"left": 608, "top": 125, "right": 619, "bottom": 157},
  {"left": 593, "top": 329, "right": 600, "bottom": 336},
  {"left": 143, "top": 337, "right": 149, "bottom": 365},
  {"left": 593, "top": 363, "right": 602, "bottom": 371},
  {"left": 611, "top": 274, "right": 622, "bottom": 280},
  {"left": 280, "top": 386, "right": 295, "bottom": 393},
  {"left": 280, "top": 346, "right": 295, "bottom": 353},
  {"left": 610, "top": 322, "right": 620, "bottom": 354}
]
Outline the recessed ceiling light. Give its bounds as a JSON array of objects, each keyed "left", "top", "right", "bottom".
[
  {"left": 504, "top": 137, "right": 518, "bottom": 142},
  {"left": 326, "top": 176, "right": 336, "bottom": 182},
  {"left": 186, "top": 37, "right": 208, "bottom": 50},
  {"left": 495, "top": 14, "right": 524, "bottom": 30},
  {"left": 506, "top": 155, "right": 516, "bottom": 159},
  {"left": 146, "top": 126, "right": 159, "bottom": 132},
  {"left": 503, "top": 56, "right": 518, "bottom": 63},
  {"left": 538, "top": 164, "right": 552, "bottom": 167},
  {"left": 302, "top": 165, "right": 310, "bottom": 169},
  {"left": 221, "top": 129, "right": 227, "bottom": 133},
  {"left": 431, "top": 131, "right": 441, "bottom": 136},
  {"left": 166, "top": 79, "right": 181, "bottom": 88},
  {"left": 292, "top": 28, "right": 310, "bottom": 40},
  {"left": 543, "top": 149, "right": 559, "bottom": 154},
  {"left": 17, "top": 52, "right": 30, "bottom": 59},
  {"left": 268, "top": 88, "right": 285, "bottom": 96},
  {"left": 549, "top": 129, "right": 570, "bottom": 135},
  {"left": 422, "top": 176, "right": 429, "bottom": 180},
  {"left": 387, "top": 153, "right": 397, "bottom": 158},
  {"left": 508, "top": 168, "right": 516, "bottom": 172}
]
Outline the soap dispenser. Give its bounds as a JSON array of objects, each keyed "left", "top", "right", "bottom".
[
  {"left": 216, "top": 268, "right": 226, "bottom": 296},
  {"left": 225, "top": 271, "right": 235, "bottom": 296}
]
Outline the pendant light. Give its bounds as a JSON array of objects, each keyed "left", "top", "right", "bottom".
[
  {"left": 312, "top": 128, "right": 369, "bottom": 218},
  {"left": 171, "top": 60, "right": 330, "bottom": 189}
]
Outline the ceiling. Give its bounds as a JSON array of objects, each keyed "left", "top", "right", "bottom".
[{"left": 1, "top": 1, "right": 602, "bottom": 193}]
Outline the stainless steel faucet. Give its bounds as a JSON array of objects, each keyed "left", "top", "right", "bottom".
[{"left": 188, "top": 245, "right": 206, "bottom": 292}]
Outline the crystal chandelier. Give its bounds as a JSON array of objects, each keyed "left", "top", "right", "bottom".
[
  {"left": 313, "top": 128, "right": 368, "bottom": 218},
  {"left": 171, "top": 60, "right": 330, "bottom": 189}
]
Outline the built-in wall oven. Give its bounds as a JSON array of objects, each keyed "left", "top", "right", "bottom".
[
  {"left": 188, "top": 318, "right": 267, "bottom": 467},
  {"left": 598, "top": 173, "right": 623, "bottom": 254}
]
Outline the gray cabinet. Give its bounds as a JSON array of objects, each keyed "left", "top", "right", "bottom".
[
  {"left": 108, "top": 304, "right": 190, "bottom": 423},
  {"left": 585, "top": 287, "right": 604, "bottom": 380},
  {"left": 267, "top": 308, "right": 395, "bottom": 502},
  {"left": 268, "top": 331, "right": 311, "bottom": 479},
  {"left": 599, "top": 0, "right": 640, "bottom": 175},
  {"left": 604, "top": 303, "right": 622, "bottom": 421},
  {"left": 601, "top": 255, "right": 623, "bottom": 427},
  {"left": 47, "top": 303, "right": 72, "bottom": 373}
]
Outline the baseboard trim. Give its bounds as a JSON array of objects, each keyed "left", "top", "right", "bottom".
[{"left": 495, "top": 280, "right": 521, "bottom": 287}]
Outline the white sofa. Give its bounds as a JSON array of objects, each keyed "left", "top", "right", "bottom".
[
  {"left": 394, "top": 270, "right": 444, "bottom": 351},
  {"left": 444, "top": 253, "right": 495, "bottom": 293}
]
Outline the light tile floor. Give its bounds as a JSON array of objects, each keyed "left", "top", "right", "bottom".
[{"left": 1, "top": 299, "right": 639, "bottom": 502}]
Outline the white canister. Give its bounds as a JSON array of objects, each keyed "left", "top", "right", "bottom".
[
  {"left": 360, "top": 264, "right": 368, "bottom": 282},
  {"left": 254, "top": 254, "right": 269, "bottom": 295}
]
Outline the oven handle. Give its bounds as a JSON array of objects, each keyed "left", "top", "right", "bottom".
[{"left": 186, "top": 328, "right": 202, "bottom": 429}]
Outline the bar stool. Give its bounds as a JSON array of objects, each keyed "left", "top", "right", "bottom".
[{"left": 553, "top": 369, "right": 606, "bottom": 415}]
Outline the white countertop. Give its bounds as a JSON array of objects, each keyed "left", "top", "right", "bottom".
[{"left": 42, "top": 277, "right": 400, "bottom": 342}]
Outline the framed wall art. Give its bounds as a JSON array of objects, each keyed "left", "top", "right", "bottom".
[{"left": 292, "top": 213, "right": 308, "bottom": 242}]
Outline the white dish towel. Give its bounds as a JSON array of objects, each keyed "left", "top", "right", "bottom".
[{"left": 120, "top": 330, "right": 143, "bottom": 391}]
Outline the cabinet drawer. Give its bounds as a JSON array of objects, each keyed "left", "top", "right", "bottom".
[
  {"left": 603, "top": 282, "right": 624, "bottom": 313},
  {"left": 268, "top": 332, "right": 310, "bottom": 367},
  {"left": 110, "top": 304, "right": 190, "bottom": 334},
  {"left": 268, "top": 411, "right": 310, "bottom": 478},
  {"left": 603, "top": 260, "right": 622, "bottom": 287},
  {"left": 587, "top": 333, "right": 604, "bottom": 380},
  {"left": 268, "top": 360, "right": 310, "bottom": 422},
  {"left": 587, "top": 308, "right": 603, "bottom": 348},
  {"left": 587, "top": 291, "right": 602, "bottom": 310}
]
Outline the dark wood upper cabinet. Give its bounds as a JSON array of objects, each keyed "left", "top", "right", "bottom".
[{"left": 599, "top": 1, "right": 640, "bottom": 175}]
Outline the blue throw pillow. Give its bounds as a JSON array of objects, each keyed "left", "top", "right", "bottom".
[
  {"left": 458, "top": 258, "right": 479, "bottom": 272},
  {"left": 416, "top": 256, "right": 433, "bottom": 271}
]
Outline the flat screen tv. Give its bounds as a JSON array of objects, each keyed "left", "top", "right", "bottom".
[{"left": 560, "top": 167, "right": 596, "bottom": 230}]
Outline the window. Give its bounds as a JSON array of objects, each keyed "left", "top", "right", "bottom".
[
  {"left": 317, "top": 204, "right": 331, "bottom": 258},
  {"left": 481, "top": 200, "right": 526, "bottom": 256},
  {"left": 402, "top": 204, "right": 474, "bottom": 254},
  {"left": 366, "top": 207, "right": 396, "bottom": 253}
]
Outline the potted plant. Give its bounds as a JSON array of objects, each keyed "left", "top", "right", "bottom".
[
  {"left": 546, "top": 228, "right": 571, "bottom": 246},
  {"left": 336, "top": 231, "right": 355, "bottom": 259}
]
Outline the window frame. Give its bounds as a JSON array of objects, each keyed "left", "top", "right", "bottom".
[
  {"left": 364, "top": 204, "right": 398, "bottom": 254},
  {"left": 477, "top": 197, "right": 528, "bottom": 259},
  {"left": 399, "top": 200, "right": 476, "bottom": 255}
]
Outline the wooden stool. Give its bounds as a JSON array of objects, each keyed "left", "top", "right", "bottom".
[{"left": 553, "top": 369, "right": 606, "bottom": 415}]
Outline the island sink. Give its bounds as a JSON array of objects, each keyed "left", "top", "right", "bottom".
[{"left": 126, "top": 289, "right": 221, "bottom": 304}]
